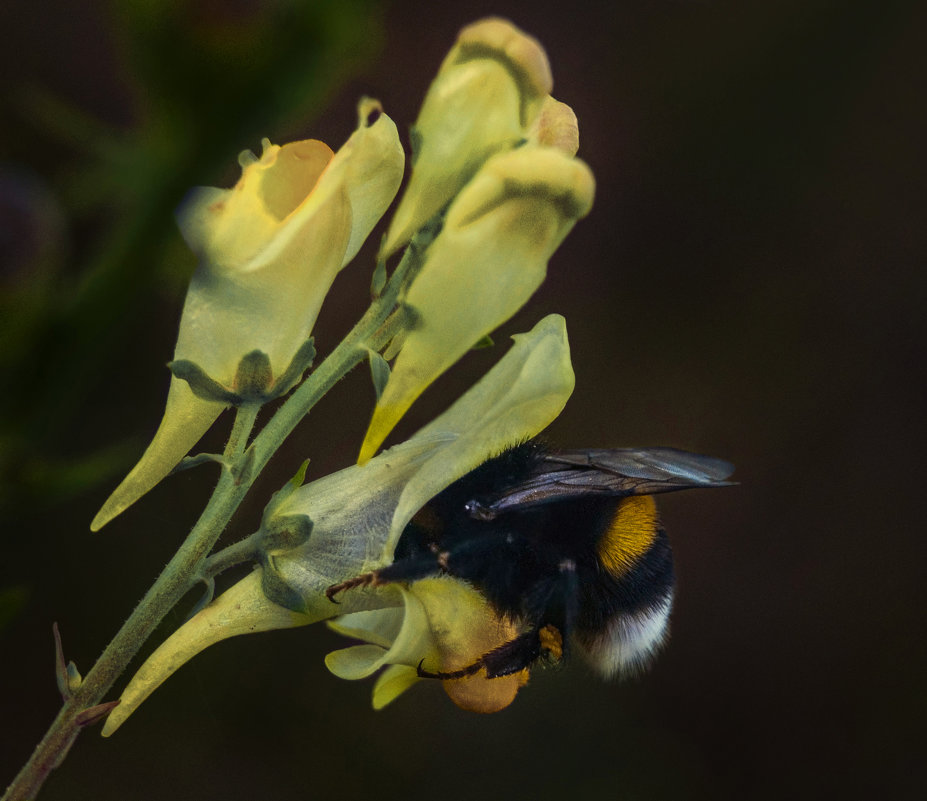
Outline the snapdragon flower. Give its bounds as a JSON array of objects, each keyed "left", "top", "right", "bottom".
[
  {"left": 359, "top": 136, "right": 593, "bottom": 463},
  {"left": 4, "top": 21, "right": 609, "bottom": 799},
  {"left": 101, "top": 314, "right": 574, "bottom": 734},
  {"left": 91, "top": 99, "right": 404, "bottom": 531},
  {"left": 381, "top": 17, "right": 554, "bottom": 257},
  {"left": 98, "top": 15, "right": 589, "bottom": 733}
]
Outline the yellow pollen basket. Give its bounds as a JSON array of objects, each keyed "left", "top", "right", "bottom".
[
  {"left": 538, "top": 624, "right": 564, "bottom": 661},
  {"left": 596, "top": 495, "right": 659, "bottom": 578}
]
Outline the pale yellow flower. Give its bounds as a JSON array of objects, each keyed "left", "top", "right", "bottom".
[
  {"left": 91, "top": 99, "right": 404, "bottom": 531},
  {"left": 381, "top": 17, "right": 554, "bottom": 257},
  {"left": 358, "top": 144, "right": 594, "bottom": 464},
  {"left": 101, "top": 315, "right": 574, "bottom": 733}
]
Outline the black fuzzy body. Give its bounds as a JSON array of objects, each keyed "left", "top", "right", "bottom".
[
  {"left": 331, "top": 438, "right": 733, "bottom": 678},
  {"left": 392, "top": 441, "right": 675, "bottom": 646}
]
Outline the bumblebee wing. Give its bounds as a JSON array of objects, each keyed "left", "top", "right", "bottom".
[
  {"left": 547, "top": 448, "right": 735, "bottom": 488},
  {"left": 468, "top": 447, "right": 734, "bottom": 519}
]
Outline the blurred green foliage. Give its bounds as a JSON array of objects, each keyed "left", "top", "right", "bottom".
[
  {"left": 0, "top": 0, "right": 384, "bottom": 515},
  {"left": 0, "top": 584, "right": 29, "bottom": 633}
]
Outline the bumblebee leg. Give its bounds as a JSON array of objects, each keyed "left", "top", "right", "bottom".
[
  {"left": 325, "top": 553, "right": 446, "bottom": 602},
  {"left": 326, "top": 532, "right": 512, "bottom": 602},
  {"left": 416, "top": 660, "right": 483, "bottom": 681},
  {"left": 417, "top": 625, "right": 564, "bottom": 680},
  {"left": 325, "top": 572, "right": 377, "bottom": 602}
]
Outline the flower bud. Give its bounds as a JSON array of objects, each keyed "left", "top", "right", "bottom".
[
  {"left": 381, "top": 17, "right": 553, "bottom": 257},
  {"left": 359, "top": 145, "right": 594, "bottom": 464},
  {"left": 100, "top": 315, "right": 574, "bottom": 731},
  {"left": 91, "top": 100, "right": 404, "bottom": 531}
]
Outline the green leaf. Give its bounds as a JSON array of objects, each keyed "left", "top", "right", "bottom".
[
  {"left": 171, "top": 453, "right": 227, "bottom": 474},
  {"left": 289, "top": 459, "right": 311, "bottom": 489},
  {"left": 371, "top": 254, "right": 387, "bottom": 298},
  {"left": 367, "top": 349, "right": 392, "bottom": 401}
]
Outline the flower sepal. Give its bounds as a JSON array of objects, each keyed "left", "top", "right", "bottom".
[
  {"left": 166, "top": 358, "right": 239, "bottom": 405},
  {"left": 259, "top": 559, "right": 313, "bottom": 616},
  {"left": 258, "top": 514, "right": 314, "bottom": 556},
  {"left": 168, "top": 337, "right": 316, "bottom": 407},
  {"left": 258, "top": 513, "right": 315, "bottom": 613}
]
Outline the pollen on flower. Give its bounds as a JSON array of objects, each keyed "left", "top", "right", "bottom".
[
  {"left": 442, "top": 668, "right": 530, "bottom": 714},
  {"left": 413, "top": 578, "right": 531, "bottom": 713}
]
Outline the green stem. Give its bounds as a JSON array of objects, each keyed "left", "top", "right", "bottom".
[
  {"left": 3, "top": 248, "right": 417, "bottom": 801},
  {"left": 202, "top": 530, "right": 262, "bottom": 580},
  {"left": 2, "top": 436, "right": 252, "bottom": 801},
  {"left": 223, "top": 402, "right": 260, "bottom": 460}
]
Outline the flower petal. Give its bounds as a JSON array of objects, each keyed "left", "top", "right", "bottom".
[
  {"left": 328, "top": 606, "right": 406, "bottom": 650},
  {"left": 333, "top": 98, "right": 405, "bottom": 266},
  {"left": 324, "top": 645, "right": 395, "bottom": 680},
  {"left": 101, "top": 570, "right": 310, "bottom": 736},
  {"left": 102, "top": 314, "right": 573, "bottom": 723},
  {"left": 175, "top": 187, "right": 351, "bottom": 382},
  {"left": 327, "top": 577, "right": 531, "bottom": 712},
  {"left": 382, "top": 18, "right": 553, "bottom": 257},
  {"left": 359, "top": 147, "right": 593, "bottom": 464},
  {"left": 93, "top": 101, "right": 403, "bottom": 529},
  {"left": 386, "top": 313, "right": 575, "bottom": 553},
  {"left": 175, "top": 100, "right": 404, "bottom": 382},
  {"left": 270, "top": 314, "right": 574, "bottom": 597},
  {"left": 412, "top": 578, "right": 529, "bottom": 713},
  {"left": 90, "top": 383, "right": 224, "bottom": 532},
  {"left": 528, "top": 96, "right": 580, "bottom": 155},
  {"left": 178, "top": 138, "right": 336, "bottom": 270},
  {"left": 325, "top": 586, "right": 436, "bottom": 678},
  {"left": 91, "top": 180, "right": 352, "bottom": 530},
  {"left": 372, "top": 664, "right": 421, "bottom": 709}
]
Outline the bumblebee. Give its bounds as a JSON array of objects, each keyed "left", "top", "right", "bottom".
[{"left": 327, "top": 440, "right": 734, "bottom": 680}]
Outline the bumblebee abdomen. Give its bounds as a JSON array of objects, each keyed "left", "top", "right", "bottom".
[
  {"left": 575, "top": 593, "right": 674, "bottom": 678},
  {"left": 595, "top": 495, "right": 660, "bottom": 578},
  {"left": 576, "top": 496, "right": 676, "bottom": 677}
]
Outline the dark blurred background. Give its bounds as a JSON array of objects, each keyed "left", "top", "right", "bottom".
[{"left": 2, "top": 1, "right": 924, "bottom": 799}]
